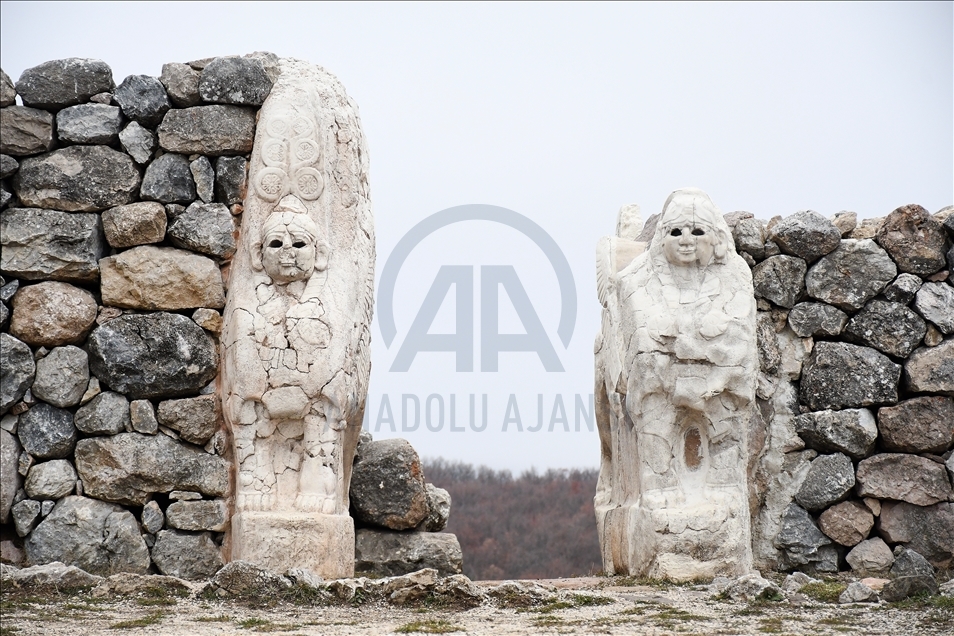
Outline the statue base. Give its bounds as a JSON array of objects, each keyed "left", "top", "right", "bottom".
[{"left": 230, "top": 511, "right": 355, "bottom": 578}]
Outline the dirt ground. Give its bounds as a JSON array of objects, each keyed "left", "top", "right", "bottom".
[{"left": 2, "top": 575, "right": 952, "bottom": 636}]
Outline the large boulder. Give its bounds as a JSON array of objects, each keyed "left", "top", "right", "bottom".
[
  {"left": 843, "top": 300, "right": 927, "bottom": 358},
  {"left": 875, "top": 204, "right": 949, "bottom": 276},
  {"left": 25, "top": 496, "right": 149, "bottom": 576},
  {"left": 0, "top": 69, "right": 14, "bottom": 107},
  {"left": 877, "top": 396, "right": 954, "bottom": 453},
  {"left": 140, "top": 153, "right": 196, "bottom": 204},
  {"left": 118, "top": 121, "right": 156, "bottom": 164},
  {"left": 818, "top": 500, "right": 874, "bottom": 547},
  {"left": 74, "top": 391, "right": 129, "bottom": 436},
  {"left": 9, "top": 281, "right": 98, "bottom": 347},
  {"left": 857, "top": 454, "right": 953, "bottom": 506},
  {"left": 157, "top": 105, "right": 256, "bottom": 156},
  {"left": 166, "top": 202, "right": 236, "bottom": 259},
  {"left": 101, "top": 201, "right": 167, "bottom": 248},
  {"left": 159, "top": 63, "right": 200, "bottom": 108},
  {"left": 55, "top": 104, "right": 123, "bottom": 145},
  {"left": 17, "top": 403, "right": 76, "bottom": 459},
  {"left": 794, "top": 453, "right": 855, "bottom": 512},
  {"left": 15, "top": 58, "right": 114, "bottom": 109},
  {"left": 112, "top": 75, "right": 170, "bottom": 127},
  {"left": 845, "top": 537, "right": 894, "bottom": 576},
  {"left": 24, "top": 459, "right": 76, "bottom": 500},
  {"left": 0, "top": 428, "right": 22, "bottom": 523},
  {"left": 355, "top": 529, "right": 463, "bottom": 577},
  {"left": 420, "top": 483, "right": 451, "bottom": 532},
  {"left": 751, "top": 255, "right": 806, "bottom": 308},
  {"left": 190, "top": 157, "right": 214, "bottom": 203},
  {"left": 0, "top": 208, "right": 106, "bottom": 282},
  {"left": 805, "top": 239, "right": 897, "bottom": 311},
  {"left": 350, "top": 438, "right": 429, "bottom": 530},
  {"left": 12, "top": 146, "right": 140, "bottom": 212},
  {"left": 31, "top": 345, "right": 89, "bottom": 408},
  {"left": 150, "top": 530, "right": 224, "bottom": 580},
  {"left": 878, "top": 501, "right": 954, "bottom": 569},
  {"left": 165, "top": 499, "right": 228, "bottom": 531},
  {"left": 904, "top": 340, "right": 954, "bottom": 396},
  {"left": 3, "top": 561, "right": 104, "bottom": 590},
  {"left": 800, "top": 342, "right": 900, "bottom": 411},
  {"left": 769, "top": 210, "right": 841, "bottom": 263},
  {"left": 198, "top": 56, "right": 273, "bottom": 106},
  {"left": 787, "top": 302, "right": 848, "bottom": 338},
  {"left": 883, "top": 273, "right": 923, "bottom": 304},
  {"left": 156, "top": 395, "right": 218, "bottom": 445},
  {"left": 913, "top": 282, "right": 954, "bottom": 334},
  {"left": 774, "top": 503, "right": 832, "bottom": 569},
  {"left": 890, "top": 548, "right": 935, "bottom": 579},
  {"left": 1, "top": 333, "right": 35, "bottom": 414},
  {"left": 214, "top": 156, "right": 247, "bottom": 205},
  {"left": 99, "top": 245, "right": 226, "bottom": 311},
  {"left": 793, "top": 409, "right": 877, "bottom": 459},
  {"left": 0, "top": 106, "right": 54, "bottom": 155},
  {"left": 87, "top": 312, "right": 218, "bottom": 399},
  {"left": 74, "top": 432, "right": 229, "bottom": 506}
]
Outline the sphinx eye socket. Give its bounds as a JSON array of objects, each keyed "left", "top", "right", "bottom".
[
  {"left": 670, "top": 228, "right": 682, "bottom": 236},
  {"left": 268, "top": 239, "right": 283, "bottom": 248},
  {"left": 292, "top": 241, "right": 306, "bottom": 248},
  {"left": 691, "top": 228, "right": 705, "bottom": 236}
]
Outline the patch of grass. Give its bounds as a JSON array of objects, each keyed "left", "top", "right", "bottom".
[
  {"left": 649, "top": 607, "right": 711, "bottom": 624},
  {"left": 531, "top": 615, "right": 565, "bottom": 627},
  {"left": 136, "top": 584, "right": 189, "bottom": 606},
  {"left": 571, "top": 593, "right": 614, "bottom": 607},
  {"left": 0, "top": 625, "right": 19, "bottom": 636},
  {"left": 758, "top": 617, "right": 784, "bottom": 633},
  {"left": 109, "top": 611, "right": 165, "bottom": 629},
  {"left": 799, "top": 581, "right": 847, "bottom": 603},
  {"left": 194, "top": 614, "right": 232, "bottom": 622},
  {"left": 240, "top": 617, "right": 272, "bottom": 629},
  {"left": 395, "top": 619, "right": 461, "bottom": 634}
]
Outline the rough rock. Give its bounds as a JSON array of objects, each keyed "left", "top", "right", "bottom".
[
  {"left": 838, "top": 581, "right": 878, "bottom": 604},
  {"left": 150, "top": 530, "right": 224, "bottom": 580},
  {"left": 722, "top": 573, "right": 782, "bottom": 601},
  {"left": 878, "top": 396, "right": 954, "bottom": 453},
  {"left": 843, "top": 300, "right": 926, "bottom": 358},
  {"left": 209, "top": 560, "right": 291, "bottom": 597},
  {"left": 794, "top": 453, "right": 855, "bottom": 512},
  {"left": 74, "top": 391, "right": 129, "bottom": 435},
  {"left": 190, "top": 156, "right": 214, "bottom": 203},
  {"left": 159, "top": 63, "right": 201, "bottom": 107},
  {"left": 355, "top": 529, "right": 463, "bottom": 577},
  {"left": 117, "top": 121, "right": 155, "bottom": 164},
  {"left": 25, "top": 496, "right": 149, "bottom": 575},
  {"left": 904, "top": 340, "right": 954, "bottom": 396},
  {"left": 157, "top": 395, "right": 218, "bottom": 445},
  {"left": 0, "top": 206, "right": 106, "bottom": 281},
  {"left": 198, "top": 56, "right": 273, "bottom": 106},
  {"left": 13, "top": 146, "right": 140, "bottom": 212},
  {"left": 780, "top": 571, "right": 818, "bottom": 594},
  {"left": 732, "top": 216, "right": 766, "bottom": 260},
  {"left": 140, "top": 153, "right": 196, "bottom": 204},
  {"left": 91, "top": 572, "right": 192, "bottom": 598},
  {"left": 24, "top": 459, "right": 76, "bottom": 499},
  {"left": 878, "top": 501, "right": 954, "bottom": 569},
  {"left": 157, "top": 105, "right": 256, "bottom": 156},
  {"left": 141, "top": 500, "right": 164, "bottom": 534},
  {"left": 846, "top": 537, "right": 894, "bottom": 575},
  {"left": 769, "top": 210, "right": 841, "bottom": 263},
  {"left": 0, "top": 106, "right": 54, "bottom": 155},
  {"left": 805, "top": 239, "right": 897, "bottom": 311},
  {"left": 751, "top": 255, "right": 806, "bottom": 309},
  {"left": 101, "top": 201, "right": 166, "bottom": 248},
  {"left": 9, "top": 281, "right": 98, "bottom": 347},
  {"left": 3, "top": 561, "right": 104, "bottom": 590},
  {"left": 1, "top": 154, "right": 18, "bottom": 179},
  {"left": 883, "top": 273, "right": 923, "bottom": 305},
  {"left": 351, "top": 438, "right": 429, "bottom": 530},
  {"left": 1, "top": 333, "right": 34, "bottom": 415},
  {"left": 0, "top": 68, "right": 15, "bottom": 106},
  {"left": 214, "top": 156, "right": 247, "bottom": 204},
  {"left": 913, "top": 282, "right": 954, "bottom": 334},
  {"left": 856, "top": 454, "right": 953, "bottom": 506},
  {"left": 818, "top": 500, "right": 874, "bottom": 547},
  {"left": 774, "top": 503, "right": 832, "bottom": 569},
  {"left": 31, "top": 345, "right": 89, "bottom": 408},
  {"left": 882, "top": 575, "right": 939, "bottom": 602},
  {"left": 165, "top": 499, "right": 228, "bottom": 531},
  {"left": 800, "top": 342, "right": 900, "bottom": 411},
  {"left": 793, "top": 408, "right": 877, "bottom": 459},
  {"left": 419, "top": 483, "right": 451, "bottom": 532},
  {"left": 786, "top": 302, "right": 848, "bottom": 338},
  {"left": 15, "top": 58, "right": 114, "bottom": 109},
  {"left": 890, "top": 548, "right": 935, "bottom": 579},
  {"left": 55, "top": 104, "right": 122, "bottom": 144},
  {"left": 17, "top": 403, "right": 76, "bottom": 459},
  {"left": 830, "top": 211, "right": 857, "bottom": 237},
  {"left": 167, "top": 202, "right": 235, "bottom": 259},
  {"left": 100, "top": 246, "right": 225, "bottom": 311},
  {"left": 191, "top": 308, "right": 222, "bottom": 334},
  {"left": 876, "top": 204, "right": 949, "bottom": 276},
  {"left": 1, "top": 428, "right": 22, "bottom": 522},
  {"left": 129, "top": 400, "right": 158, "bottom": 435},
  {"left": 74, "top": 432, "right": 229, "bottom": 505},
  {"left": 112, "top": 74, "right": 170, "bottom": 127},
  {"left": 12, "top": 499, "right": 41, "bottom": 536}
]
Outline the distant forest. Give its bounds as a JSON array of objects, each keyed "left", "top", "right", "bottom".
[{"left": 422, "top": 459, "right": 603, "bottom": 581}]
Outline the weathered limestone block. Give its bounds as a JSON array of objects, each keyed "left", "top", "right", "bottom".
[
  {"left": 0, "top": 154, "right": 18, "bottom": 179},
  {"left": 156, "top": 395, "right": 218, "bottom": 445},
  {"left": 199, "top": 56, "right": 274, "bottom": 106},
  {"left": 878, "top": 501, "right": 954, "bottom": 569},
  {"left": 913, "top": 282, "right": 954, "bottom": 334},
  {"left": 74, "top": 391, "right": 129, "bottom": 435},
  {"left": 818, "top": 500, "right": 873, "bottom": 547},
  {"left": 0, "top": 69, "right": 15, "bottom": 107},
  {"left": 0, "top": 106, "right": 54, "bottom": 156},
  {"left": 55, "top": 104, "right": 122, "bottom": 144},
  {"left": 166, "top": 202, "right": 236, "bottom": 259},
  {"left": 17, "top": 403, "right": 76, "bottom": 459},
  {"left": 74, "top": 432, "right": 229, "bottom": 506},
  {"left": 221, "top": 57, "right": 374, "bottom": 579},
  {"left": 844, "top": 300, "right": 926, "bottom": 358},
  {"left": 140, "top": 153, "right": 196, "bottom": 204},
  {"left": 0, "top": 208, "right": 105, "bottom": 282},
  {"left": 891, "top": 548, "right": 935, "bottom": 579},
  {"left": 904, "top": 339, "right": 954, "bottom": 395},
  {"left": 3, "top": 561, "right": 104, "bottom": 590},
  {"left": 731, "top": 216, "right": 766, "bottom": 260},
  {"left": 857, "top": 454, "right": 953, "bottom": 506},
  {"left": 354, "top": 529, "right": 463, "bottom": 577},
  {"left": 165, "top": 499, "right": 228, "bottom": 531},
  {"left": 31, "top": 345, "right": 89, "bottom": 408},
  {"left": 595, "top": 189, "right": 756, "bottom": 580},
  {"left": 883, "top": 575, "right": 939, "bottom": 601},
  {"left": 420, "top": 483, "right": 451, "bottom": 532},
  {"left": 160, "top": 63, "right": 201, "bottom": 107},
  {"left": 805, "top": 239, "right": 897, "bottom": 311},
  {"left": 795, "top": 453, "right": 855, "bottom": 512},
  {"left": 830, "top": 211, "right": 857, "bottom": 237},
  {"left": 12, "top": 146, "right": 140, "bottom": 212},
  {"left": 24, "top": 459, "right": 76, "bottom": 500},
  {"left": 883, "top": 273, "right": 923, "bottom": 304},
  {"left": 15, "top": 58, "right": 114, "bottom": 109},
  {"left": 12, "top": 500, "right": 41, "bottom": 536},
  {"left": 214, "top": 156, "right": 247, "bottom": 204},
  {"left": 141, "top": 501, "right": 164, "bottom": 534},
  {"left": 0, "top": 428, "right": 22, "bottom": 523},
  {"left": 113, "top": 74, "right": 170, "bottom": 127},
  {"left": 99, "top": 246, "right": 225, "bottom": 310},
  {"left": 101, "top": 202, "right": 167, "bottom": 248},
  {"left": 0, "top": 333, "right": 34, "bottom": 415},
  {"left": 846, "top": 537, "right": 894, "bottom": 575},
  {"left": 793, "top": 409, "right": 877, "bottom": 459},
  {"left": 774, "top": 503, "right": 832, "bottom": 570},
  {"left": 799, "top": 342, "right": 900, "bottom": 411},
  {"left": 118, "top": 121, "right": 155, "bottom": 164},
  {"left": 9, "top": 281, "right": 98, "bottom": 347},
  {"left": 752, "top": 255, "right": 806, "bottom": 308},
  {"left": 350, "top": 438, "right": 429, "bottom": 530},
  {"left": 769, "top": 210, "right": 841, "bottom": 263},
  {"left": 787, "top": 302, "right": 847, "bottom": 337},
  {"left": 877, "top": 397, "right": 954, "bottom": 453},
  {"left": 150, "top": 530, "right": 223, "bottom": 580},
  {"left": 157, "top": 105, "right": 256, "bottom": 156},
  {"left": 129, "top": 400, "right": 158, "bottom": 435},
  {"left": 875, "top": 204, "right": 949, "bottom": 276},
  {"left": 190, "top": 156, "right": 215, "bottom": 203},
  {"left": 25, "top": 496, "right": 149, "bottom": 576}
]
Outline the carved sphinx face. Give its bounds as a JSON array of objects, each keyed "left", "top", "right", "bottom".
[
  {"left": 662, "top": 216, "right": 715, "bottom": 268},
  {"left": 260, "top": 213, "right": 321, "bottom": 283}
]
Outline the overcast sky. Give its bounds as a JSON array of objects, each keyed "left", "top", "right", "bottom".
[{"left": 2, "top": 2, "right": 951, "bottom": 473}]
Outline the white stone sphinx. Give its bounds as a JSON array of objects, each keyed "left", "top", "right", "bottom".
[
  {"left": 221, "top": 58, "right": 374, "bottom": 577},
  {"left": 595, "top": 189, "right": 757, "bottom": 581}
]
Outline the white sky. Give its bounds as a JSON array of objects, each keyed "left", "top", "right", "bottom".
[{"left": 2, "top": 2, "right": 951, "bottom": 473}]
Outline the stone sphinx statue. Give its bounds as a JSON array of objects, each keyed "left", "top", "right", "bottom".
[
  {"left": 595, "top": 188, "right": 756, "bottom": 580},
  {"left": 221, "top": 58, "right": 374, "bottom": 577}
]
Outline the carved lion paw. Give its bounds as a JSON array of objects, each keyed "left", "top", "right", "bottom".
[{"left": 295, "top": 493, "right": 327, "bottom": 512}]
